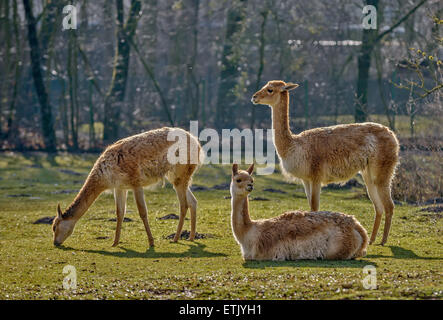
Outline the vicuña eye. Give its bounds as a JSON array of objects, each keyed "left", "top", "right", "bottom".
[
  {"left": 267, "top": 89, "right": 273, "bottom": 93},
  {"left": 236, "top": 179, "right": 241, "bottom": 183}
]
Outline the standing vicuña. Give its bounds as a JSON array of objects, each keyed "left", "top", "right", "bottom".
[
  {"left": 52, "top": 127, "right": 203, "bottom": 247},
  {"left": 251, "top": 80, "right": 399, "bottom": 245},
  {"left": 230, "top": 164, "right": 368, "bottom": 260}
]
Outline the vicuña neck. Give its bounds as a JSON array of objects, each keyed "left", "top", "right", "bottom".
[
  {"left": 63, "top": 170, "right": 106, "bottom": 222},
  {"left": 231, "top": 194, "right": 252, "bottom": 240},
  {"left": 271, "top": 92, "right": 293, "bottom": 158}
]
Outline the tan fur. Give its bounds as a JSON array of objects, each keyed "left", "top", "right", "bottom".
[
  {"left": 252, "top": 80, "right": 399, "bottom": 245},
  {"left": 230, "top": 164, "right": 368, "bottom": 261},
  {"left": 52, "top": 127, "right": 203, "bottom": 247}
]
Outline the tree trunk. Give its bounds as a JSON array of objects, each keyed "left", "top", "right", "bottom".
[
  {"left": 40, "top": 0, "right": 63, "bottom": 94},
  {"left": 144, "top": 0, "right": 157, "bottom": 67},
  {"left": 88, "top": 81, "right": 96, "bottom": 149},
  {"left": 304, "top": 80, "right": 309, "bottom": 128},
  {"left": 103, "top": 0, "right": 141, "bottom": 144},
  {"left": 355, "top": 0, "right": 378, "bottom": 122},
  {"left": 187, "top": 0, "right": 200, "bottom": 120},
  {"left": 23, "top": 0, "right": 57, "bottom": 151},
  {"left": 355, "top": 0, "right": 428, "bottom": 122},
  {"left": 0, "top": 0, "right": 11, "bottom": 138},
  {"left": 250, "top": 9, "right": 268, "bottom": 129},
  {"left": 374, "top": 47, "right": 395, "bottom": 130},
  {"left": 67, "top": 31, "right": 79, "bottom": 150},
  {"left": 128, "top": 36, "right": 174, "bottom": 126},
  {"left": 59, "top": 77, "right": 70, "bottom": 148},
  {"left": 215, "top": 0, "right": 247, "bottom": 129},
  {"left": 5, "top": 0, "right": 21, "bottom": 139}
]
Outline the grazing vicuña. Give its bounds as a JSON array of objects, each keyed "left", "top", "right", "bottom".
[{"left": 52, "top": 127, "right": 203, "bottom": 247}]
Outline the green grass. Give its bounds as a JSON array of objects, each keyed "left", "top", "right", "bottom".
[{"left": 0, "top": 152, "right": 441, "bottom": 299}]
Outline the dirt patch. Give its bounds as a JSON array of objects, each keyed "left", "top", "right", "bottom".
[
  {"left": 158, "top": 213, "right": 188, "bottom": 220},
  {"left": 325, "top": 178, "right": 363, "bottom": 190},
  {"left": 407, "top": 198, "right": 443, "bottom": 206},
  {"left": 250, "top": 197, "right": 270, "bottom": 201},
  {"left": 346, "top": 192, "right": 369, "bottom": 200},
  {"left": 51, "top": 189, "right": 79, "bottom": 194},
  {"left": 158, "top": 213, "right": 179, "bottom": 220},
  {"left": 421, "top": 198, "right": 443, "bottom": 206},
  {"left": 190, "top": 185, "right": 209, "bottom": 191},
  {"left": 263, "top": 188, "right": 287, "bottom": 194},
  {"left": 108, "top": 217, "right": 133, "bottom": 222},
  {"left": 7, "top": 193, "right": 32, "bottom": 197},
  {"left": 211, "top": 183, "right": 230, "bottom": 190},
  {"left": 419, "top": 206, "right": 443, "bottom": 213},
  {"left": 26, "top": 164, "right": 43, "bottom": 168},
  {"left": 33, "top": 216, "right": 54, "bottom": 224},
  {"left": 58, "top": 169, "right": 83, "bottom": 176},
  {"left": 419, "top": 213, "right": 442, "bottom": 221},
  {"left": 165, "top": 230, "right": 213, "bottom": 240},
  {"left": 95, "top": 236, "right": 109, "bottom": 240}
]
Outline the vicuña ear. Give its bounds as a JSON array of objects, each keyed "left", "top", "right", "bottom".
[
  {"left": 247, "top": 163, "right": 254, "bottom": 175},
  {"left": 232, "top": 163, "right": 238, "bottom": 176},
  {"left": 283, "top": 83, "right": 299, "bottom": 91},
  {"left": 57, "top": 204, "right": 63, "bottom": 219}
]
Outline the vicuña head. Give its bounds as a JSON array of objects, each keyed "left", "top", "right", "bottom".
[
  {"left": 230, "top": 163, "right": 254, "bottom": 198},
  {"left": 251, "top": 80, "right": 299, "bottom": 107},
  {"left": 52, "top": 204, "right": 76, "bottom": 246}
]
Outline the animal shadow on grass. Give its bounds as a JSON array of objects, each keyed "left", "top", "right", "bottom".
[
  {"left": 366, "top": 245, "right": 442, "bottom": 261},
  {"left": 60, "top": 242, "right": 226, "bottom": 259},
  {"left": 243, "top": 258, "right": 375, "bottom": 269}
]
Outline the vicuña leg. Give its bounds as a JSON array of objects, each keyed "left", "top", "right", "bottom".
[
  {"left": 302, "top": 179, "right": 312, "bottom": 208},
  {"left": 186, "top": 188, "right": 197, "bottom": 241},
  {"left": 378, "top": 184, "right": 395, "bottom": 245},
  {"left": 173, "top": 184, "right": 189, "bottom": 242},
  {"left": 112, "top": 188, "right": 127, "bottom": 247},
  {"left": 310, "top": 181, "right": 321, "bottom": 211},
  {"left": 362, "top": 172, "right": 384, "bottom": 245},
  {"left": 133, "top": 187, "right": 155, "bottom": 247}
]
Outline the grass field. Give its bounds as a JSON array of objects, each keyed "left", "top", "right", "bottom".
[{"left": 0, "top": 152, "right": 441, "bottom": 299}]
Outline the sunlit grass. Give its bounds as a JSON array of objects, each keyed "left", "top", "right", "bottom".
[{"left": 0, "top": 152, "right": 441, "bottom": 299}]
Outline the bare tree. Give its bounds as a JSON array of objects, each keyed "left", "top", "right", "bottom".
[
  {"left": 355, "top": 0, "right": 428, "bottom": 122},
  {"left": 215, "top": 0, "right": 248, "bottom": 129},
  {"left": 23, "top": 0, "right": 57, "bottom": 151},
  {"left": 103, "top": 0, "right": 141, "bottom": 144}
]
